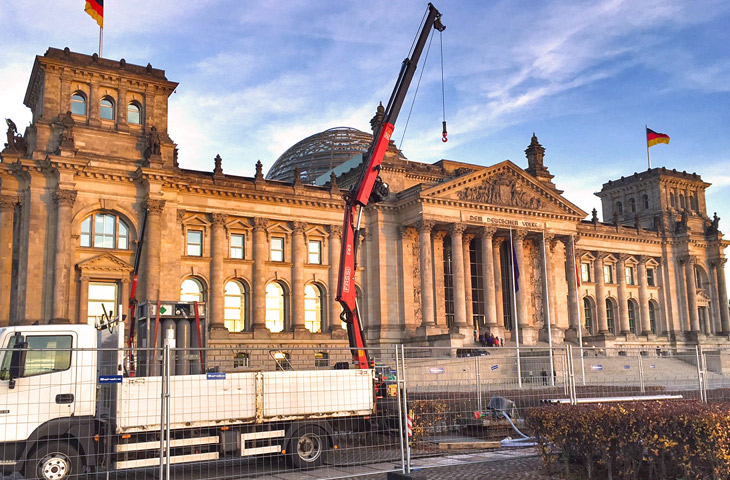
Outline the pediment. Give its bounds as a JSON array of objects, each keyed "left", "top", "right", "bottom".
[
  {"left": 77, "top": 253, "right": 134, "bottom": 273},
  {"left": 421, "top": 161, "right": 586, "bottom": 218}
]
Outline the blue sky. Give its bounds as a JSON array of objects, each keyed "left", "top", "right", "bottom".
[{"left": 1, "top": 1, "right": 729, "bottom": 277}]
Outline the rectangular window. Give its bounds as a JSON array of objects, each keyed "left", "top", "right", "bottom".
[
  {"left": 87, "top": 282, "right": 118, "bottom": 326},
  {"left": 581, "top": 263, "right": 591, "bottom": 283},
  {"left": 603, "top": 264, "right": 613, "bottom": 284},
  {"left": 233, "top": 352, "right": 250, "bottom": 368},
  {"left": 271, "top": 237, "right": 284, "bottom": 262},
  {"left": 625, "top": 266, "right": 635, "bottom": 285},
  {"left": 1, "top": 335, "right": 73, "bottom": 378},
  {"left": 230, "top": 233, "right": 244, "bottom": 259},
  {"left": 187, "top": 230, "right": 203, "bottom": 256},
  {"left": 308, "top": 240, "right": 321, "bottom": 264},
  {"left": 647, "top": 268, "right": 655, "bottom": 286},
  {"left": 314, "top": 352, "right": 329, "bottom": 368}
]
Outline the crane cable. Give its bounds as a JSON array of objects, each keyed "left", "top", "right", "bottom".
[
  {"left": 440, "top": 29, "right": 447, "bottom": 142},
  {"left": 398, "top": 28, "right": 436, "bottom": 150}
]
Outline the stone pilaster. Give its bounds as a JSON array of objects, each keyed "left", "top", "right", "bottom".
[
  {"left": 714, "top": 259, "right": 730, "bottom": 334},
  {"left": 637, "top": 257, "right": 652, "bottom": 335},
  {"left": 209, "top": 213, "right": 227, "bottom": 330},
  {"left": 51, "top": 189, "right": 77, "bottom": 323},
  {"left": 78, "top": 275, "right": 89, "bottom": 325},
  {"left": 450, "top": 224, "right": 469, "bottom": 328},
  {"left": 563, "top": 237, "right": 580, "bottom": 334},
  {"left": 480, "top": 227, "right": 498, "bottom": 329},
  {"left": 513, "top": 230, "right": 528, "bottom": 329},
  {"left": 0, "top": 195, "right": 18, "bottom": 326},
  {"left": 684, "top": 256, "right": 700, "bottom": 332},
  {"left": 417, "top": 221, "right": 436, "bottom": 327},
  {"left": 291, "top": 221, "right": 307, "bottom": 331},
  {"left": 328, "top": 225, "right": 342, "bottom": 332},
  {"left": 493, "top": 236, "right": 505, "bottom": 332},
  {"left": 595, "top": 252, "right": 609, "bottom": 334},
  {"left": 433, "top": 230, "right": 447, "bottom": 327},
  {"left": 143, "top": 198, "right": 165, "bottom": 303},
  {"left": 252, "top": 217, "right": 268, "bottom": 330},
  {"left": 617, "top": 254, "right": 630, "bottom": 334},
  {"left": 463, "top": 233, "right": 475, "bottom": 330}
]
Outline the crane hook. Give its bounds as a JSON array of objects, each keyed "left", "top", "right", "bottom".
[{"left": 442, "top": 120, "right": 448, "bottom": 142}]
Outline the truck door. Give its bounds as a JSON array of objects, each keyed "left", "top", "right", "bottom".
[{"left": 0, "top": 331, "right": 77, "bottom": 443}]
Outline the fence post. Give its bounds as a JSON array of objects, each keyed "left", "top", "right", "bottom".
[
  {"left": 638, "top": 352, "right": 645, "bottom": 394},
  {"left": 566, "top": 344, "right": 577, "bottom": 405},
  {"left": 695, "top": 345, "right": 707, "bottom": 403},
  {"left": 395, "top": 345, "right": 406, "bottom": 473},
  {"left": 476, "top": 356, "right": 482, "bottom": 412}
]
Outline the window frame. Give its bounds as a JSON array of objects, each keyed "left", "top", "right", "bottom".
[
  {"left": 180, "top": 278, "right": 205, "bottom": 303},
  {"left": 230, "top": 233, "right": 245, "bottom": 259},
  {"left": 625, "top": 266, "right": 635, "bottom": 285},
  {"left": 79, "top": 213, "right": 130, "bottom": 250},
  {"left": 100, "top": 96, "right": 115, "bottom": 121},
  {"left": 187, "top": 230, "right": 203, "bottom": 257},
  {"left": 580, "top": 263, "right": 591, "bottom": 283},
  {"left": 304, "top": 284, "right": 323, "bottom": 333},
  {"left": 603, "top": 264, "right": 614, "bottom": 284},
  {"left": 127, "top": 101, "right": 142, "bottom": 125},
  {"left": 270, "top": 236, "right": 285, "bottom": 262},
  {"left": 224, "top": 280, "right": 247, "bottom": 332},
  {"left": 647, "top": 268, "right": 655, "bottom": 287},
  {"left": 308, "top": 240, "right": 322, "bottom": 265},
  {"left": 71, "top": 92, "right": 87, "bottom": 116}
]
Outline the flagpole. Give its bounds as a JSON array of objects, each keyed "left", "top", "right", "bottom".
[
  {"left": 646, "top": 124, "right": 651, "bottom": 169},
  {"left": 509, "top": 228, "right": 522, "bottom": 388},
  {"left": 572, "top": 234, "right": 586, "bottom": 385},
  {"left": 99, "top": 26, "right": 103, "bottom": 57},
  {"left": 542, "top": 230, "right": 555, "bottom": 386}
]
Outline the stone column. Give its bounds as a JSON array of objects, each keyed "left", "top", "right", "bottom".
[
  {"left": 541, "top": 233, "right": 556, "bottom": 337},
  {"left": 143, "top": 199, "right": 165, "bottom": 303},
  {"left": 328, "top": 225, "right": 342, "bottom": 332},
  {"left": 481, "top": 227, "right": 497, "bottom": 328},
  {"left": 493, "top": 237, "right": 505, "bottom": 329},
  {"left": 51, "top": 189, "right": 77, "bottom": 323},
  {"left": 463, "top": 233, "right": 474, "bottom": 330},
  {"left": 252, "top": 217, "right": 268, "bottom": 330},
  {"left": 513, "top": 230, "right": 529, "bottom": 329},
  {"left": 595, "top": 252, "right": 609, "bottom": 333},
  {"left": 617, "top": 254, "right": 630, "bottom": 334},
  {"left": 78, "top": 275, "right": 89, "bottom": 325},
  {"left": 291, "top": 221, "right": 307, "bottom": 331},
  {"left": 117, "top": 87, "right": 128, "bottom": 131},
  {"left": 714, "top": 259, "right": 730, "bottom": 334},
  {"left": 564, "top": 237, "right": 580, "bottom": 332},
  {"left": 417, "top": 221, "right": 436, "bottom": 327},
  {"left": 450, "top": 224, "right": 469, "bottom": 328},
  {"left": 89, "top": 83, "right": 100, "bottom": 126},
  {"left": 684, "top": 256, "right": 700, "bottom": 332},
  {"left": 433, "top": 230, "right": 447, "bottom": 326},
  {"left": 0, "top": 195, "right": 18, "bottom": 326},
  {"left": 209, "top": 213, "right": 227, "bottom": 329},
  {"left": 637, "top": 257, "right": 652, "bottom": 335}
]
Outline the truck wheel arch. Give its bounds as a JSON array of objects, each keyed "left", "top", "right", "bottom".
[{"left": 18, "top": 417, "right": 97, "bottom": 473}]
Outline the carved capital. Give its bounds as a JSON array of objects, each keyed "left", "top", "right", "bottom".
[
  {"left": 513, "top": 229, "right": 528, "bottom": 241},
  {"left": 177, "top": 209, "right": 186, "bottom": 224},
  {"left": 480, "top": 226, "right": 497, "bottom": 239},
  {"left": 328, "top": 224, "right": 342, "bottom": 237},
  {"left": 637, "top": 255, "right": 650, "bottom": 266},
  {"left": 252, "top": 217, "right": 269, "bottom": 230},
  {"left": 0, "top": 194, "right": 19, "bottom": 210},
  {"left": 449, "top": 223, "right": 468, "bottom": 237},
  {"left": 683, "top": 255, "right": 698, "bottom": 266},
  {"left": 433, "top": 230, "right": 448, "bottom": 242},
  {"left": 415, "top": 220, "right": 436, "bottom": 234},
  {"left": 145, "top": 198, "right": 165, "bottom": 215},
  {"left": 493, "top": 236, "right": 506, "bottom": 248},
  {"left": 292, "top": 221, "right": 307, "bottom": 234},
  {"left": 54, "top": 189, "right": 77, "bottom": 207},
  {"left": 463, "top": 233, "right": 475, "bottom": 247},
  {"left": 211, "top": 213, "right": 227, "bottom": 226}
]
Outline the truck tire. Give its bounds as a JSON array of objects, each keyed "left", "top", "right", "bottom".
[
  {"left": 289, "top": 425, "right": 327, "bottom": 469},
  {"left": 27, "top": 441, "right": 82, "bottom": 480}
]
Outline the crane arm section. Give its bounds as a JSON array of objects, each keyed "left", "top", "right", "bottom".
[{"left": 337, "top": 3, "right": 445, "bottom": 369}]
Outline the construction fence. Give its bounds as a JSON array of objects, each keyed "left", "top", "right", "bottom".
[{"left": 2, "top": 343, "right": 730, "bottom": 479}]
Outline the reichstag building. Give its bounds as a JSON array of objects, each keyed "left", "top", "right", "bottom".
[{"left": 1, "top": 48, "right": 728, "bottom": 354}]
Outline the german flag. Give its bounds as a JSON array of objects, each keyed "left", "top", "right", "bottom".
[
  {"left": 647, "top": 128, "right": 670, "bottom": 147},
  {"left": 85, "top": 0, "right": 103, "bottom": 28}
]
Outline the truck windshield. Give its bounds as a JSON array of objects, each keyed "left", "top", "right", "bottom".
[{"left": 0, "top": 333, "right": 19, "bottom": 380}]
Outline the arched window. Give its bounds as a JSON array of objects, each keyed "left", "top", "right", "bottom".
[
  {"left": 80, "top": 213, "right": 130, "bottom": 249},
  {"left": 583, "top": 297, "right": 594, "bottom": 335},
  {"left": 649, "top": 301, "right": 658, "bottom": 334},
  {"left": 304, "top": 284, "right": 323, "bottom": 333},
  {"left": 180, "top": 278, "right": 205, "bottom": 303},
  {"left": 642, "top": 194, "right": 649, "bottom": 210},
  {"left": 627, "top": 300, "right": 637, "bottom": 334},
  {"left": 128, "top": 102, "right": 142, "bottom": 124},
  {"left": 629, "top": 198, "right": 636, "bottom": 213},
  {"left": 265, "top": 282, "right": 285, "bottom": 333},
  {"left": 71, "top": 92, "right": 87, "bottom": 116},
  {"left": 224, "top": 280, "right": 247, "bottom": 332},
  {"left": 606, "top": 299, "right": 616, "bottom": 334},
  {"left": 100, "top": 96, "right": 115, "bottom": 120},
  {"left": 616, "top": 201, "right": 623, "bottom": 215}
]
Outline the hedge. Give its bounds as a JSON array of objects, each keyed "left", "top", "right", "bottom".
[{"left": 525, "top": 401, "right": 730, "bottom": 480}]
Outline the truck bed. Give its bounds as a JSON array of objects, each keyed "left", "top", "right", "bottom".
[{"left": 115, "top": 369, "right": 374, "bottom": 433}]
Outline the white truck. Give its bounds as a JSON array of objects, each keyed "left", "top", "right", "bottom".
[{"left": 0, "top": 324, "right": 375, "bottom": 479}]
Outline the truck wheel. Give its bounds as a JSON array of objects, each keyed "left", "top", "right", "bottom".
[
  {"left": 27, "top": 442, "right": 81, "bottom": 480},
  {"left": 289, "top": 425, "right": 327, "bottom": 469}
]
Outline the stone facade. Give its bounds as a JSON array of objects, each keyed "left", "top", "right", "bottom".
[{"left": 1, "top": 48, "right": 728, "bottom": 358}]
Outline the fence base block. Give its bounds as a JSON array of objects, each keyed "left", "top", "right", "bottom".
[{"left": 388, "top": 471, "right": 427, "bottom": 480}]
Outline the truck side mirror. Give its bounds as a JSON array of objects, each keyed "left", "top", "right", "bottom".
[{"left": 8, "top": 336, "right": 28, "bottom": 389}]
